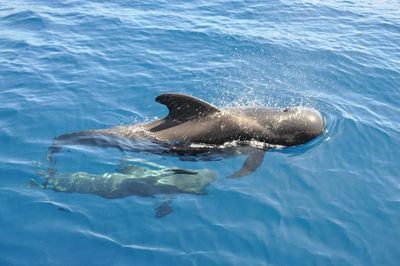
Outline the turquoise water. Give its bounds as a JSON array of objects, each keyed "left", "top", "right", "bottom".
[{"left": 1, "top": 0, "right": 399, "bottom": 265}]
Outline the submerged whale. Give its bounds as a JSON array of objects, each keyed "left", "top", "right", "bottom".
[
  {"left": 50, "top": 93, "right": 324, "bottom": 177},
  {"left": 34, "top": 158, "right": 218, "bottom": 218}
]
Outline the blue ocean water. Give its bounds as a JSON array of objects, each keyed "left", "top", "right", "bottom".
[{"left": 1, "top": 0, "right": 399, "bottom": 265}]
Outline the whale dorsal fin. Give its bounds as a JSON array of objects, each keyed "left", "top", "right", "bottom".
[{"left": 156, "top": 93, "right": 220, "bottom": 120}]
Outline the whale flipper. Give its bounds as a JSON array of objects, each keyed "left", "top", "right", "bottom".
[
  {"left": 155, "top": 199, "right": 174, "bottom": 218},
  {"left": 170, "top": 169, "right": 198, "bottom": 175},
  {"left": 156, "top": 93, "right": 220, "bottom": 121},
  {"left": 227, "top": 149, "right": 266, "bottom": 178}
]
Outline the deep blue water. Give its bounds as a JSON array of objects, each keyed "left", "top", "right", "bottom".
[{"left": 1, "top": 0, "right": 400, "bottom": 265}]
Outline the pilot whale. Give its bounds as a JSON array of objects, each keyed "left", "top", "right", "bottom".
[
  {"left": 50, "top": 93, "right": 324, "bottom": 178},
  {"left": 34, "top": 158, "right": 218, "bottom": 218}
]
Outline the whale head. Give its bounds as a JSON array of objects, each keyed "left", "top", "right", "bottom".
[
  {"left": 284, "top": 107, "right": 324, "bottom": 145},
  {"left": 250, "top": 107, "right": 324, "bottom": 146}
]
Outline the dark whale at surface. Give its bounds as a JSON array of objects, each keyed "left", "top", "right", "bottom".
[{"left": 50, "top": 93, "right": 324, "bottom": 178}]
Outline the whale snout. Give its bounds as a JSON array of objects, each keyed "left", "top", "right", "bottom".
[
  {"left": 301, "top": 108, "right": 324, "bottom": 138},
  {"left": 267, "top": 107, "right": 324, "bottom": 146}
]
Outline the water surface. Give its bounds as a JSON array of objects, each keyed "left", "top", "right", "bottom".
[{"left": 0, "top": 0, "right": 399, "bottom": 265}]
